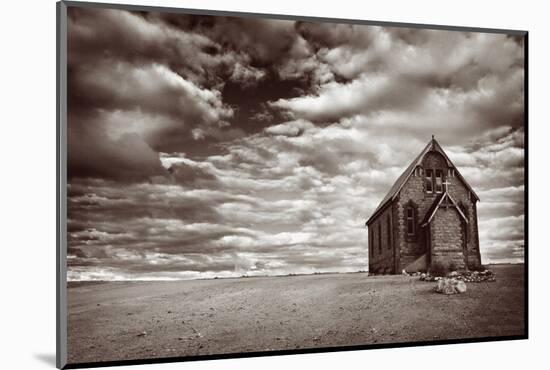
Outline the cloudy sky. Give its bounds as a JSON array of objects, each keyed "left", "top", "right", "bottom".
[{"left": 66, "top": 6, "right": 525, "bottom": 281}]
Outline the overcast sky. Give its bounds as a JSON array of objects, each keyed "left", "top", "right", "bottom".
[{"left": 66, "top": 7, "right": 525, "bottom": 280}]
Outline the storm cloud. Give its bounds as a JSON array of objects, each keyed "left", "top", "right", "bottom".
[{"left": 67, "top": 6, "right": 525, "bottom": 280}]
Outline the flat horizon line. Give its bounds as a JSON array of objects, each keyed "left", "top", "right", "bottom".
[{"left": 67, "top": 262, "right": 524, "bottom": 283}]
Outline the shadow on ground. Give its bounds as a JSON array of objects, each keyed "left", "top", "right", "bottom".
[{"left": 34, "top": 353, "right": 56, "bottom": 367}]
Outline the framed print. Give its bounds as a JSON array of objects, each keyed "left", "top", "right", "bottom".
[{"left": 56, "top": 1, "right": 528, "bottom": 368}]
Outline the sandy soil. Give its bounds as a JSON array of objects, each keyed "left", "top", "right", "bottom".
[{"left": 67, "top": 264, "right": 525, "bottom": 365}]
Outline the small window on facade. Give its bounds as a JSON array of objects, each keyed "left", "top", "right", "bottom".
[
  {"left": 406, "top": 207, "right": 415, "bottom": 235},
  {"left": 435, "top": 169, "right": 443, "bottom": 193},
  {"left": 378, "top": 223, "right": 382, "bottom": 254},
  {"left": 425, "top": 169, "right": 433, "bottom": 193}
]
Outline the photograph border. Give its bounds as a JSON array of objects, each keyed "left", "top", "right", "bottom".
[{"left": 56, "top": 1, "right": 529, "bottom": 368}]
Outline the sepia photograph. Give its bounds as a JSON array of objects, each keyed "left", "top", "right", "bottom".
[{"left": 60, "top": 1, "right": 526, "bottom": 367}]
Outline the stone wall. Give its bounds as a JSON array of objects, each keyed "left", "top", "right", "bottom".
[
  {"left": 368, "top": 204, "right": 395, "bottom": 274},
  {"left": 396, "top": 173, "right": 428, "bottom": 270},
  {"left": 431, "top": 206, "right": 466, "bottom": 269},
  {"left": 396, "top": 150, "right": 481, "bottom": 270}
]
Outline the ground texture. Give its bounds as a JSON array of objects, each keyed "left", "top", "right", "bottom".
[{"left": 67, "top": 264, "right": 525, "bottom": 364}]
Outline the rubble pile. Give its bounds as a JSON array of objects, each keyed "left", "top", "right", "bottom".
[
  {"left": 459, "top": 270, "right": 496, "bottom": 283},
  {"left": 434, "top": 278, "right": 468, "bottom": 295},
  {"left": 415, "top": 269, "right": 496, "bottom": 283}
]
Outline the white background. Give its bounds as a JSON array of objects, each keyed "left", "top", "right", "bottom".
[{"left": 0, "top": 0, "right": 547, "bottom": 369}]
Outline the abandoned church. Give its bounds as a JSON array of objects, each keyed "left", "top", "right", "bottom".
[{"left": 366, "top": 136, "right": 482, "bottom": 274}]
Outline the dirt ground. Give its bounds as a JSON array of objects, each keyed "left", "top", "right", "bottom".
[{"left": 67, "top": 264, "right": 525, "bottom": 365}]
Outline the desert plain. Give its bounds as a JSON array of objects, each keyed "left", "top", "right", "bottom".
[{"left": 67, "top": 264, "right": 525, "bottom": 365}]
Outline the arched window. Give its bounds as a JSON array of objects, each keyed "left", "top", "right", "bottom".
[
  {"left": 425, "top": 169, "right": 433, "bottom": 193},
  {"left": 387, "top": 214, "right": 391, "bottom": 249},
  {"left": 406, "top": 206, "right": 415, "bottom": 235},
  {"left": 378, "top": 223, "right": 382, "bottom": 254}
]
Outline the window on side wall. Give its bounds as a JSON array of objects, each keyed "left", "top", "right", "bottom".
[
  {"left": 406, "top": 206, "right": 415, "bottom": 235},
  {"left": 387, "top": 215, "right": 391, "bottom": 249},
  {"left": 378, "top": 223, "right": 382, "bottom": 254}
]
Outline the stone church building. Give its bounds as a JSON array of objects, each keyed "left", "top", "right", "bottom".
[{"left": 366, "top": 136, "right": 482, "bottom": 274}]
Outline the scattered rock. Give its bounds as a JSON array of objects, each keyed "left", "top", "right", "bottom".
[
  {"left": 456, "top": 281, "right": 467, "bottom": 293},
  {"left": 435, "top": 278, "right": 467, "bottom": 295},
  {"left": 137, "top": 331, "right": 147, "bottom": 337},
  {"left": 420, "top": 273, "right": 436, "bottom": 282},
  {"left": 420, "top": 269, "right": 495, "bottom": 283},
  {"left": 191, "top": 327, "right": 203, "bottom": 338}
]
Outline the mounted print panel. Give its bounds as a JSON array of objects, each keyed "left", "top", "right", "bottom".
[{"left": 56, "top": 1, "right": 527, "bottom": 368}]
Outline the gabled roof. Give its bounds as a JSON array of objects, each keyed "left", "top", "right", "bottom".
[
  {"left": 420, "top": 191, "right": 468, "bottom": 227},
  {"left": 365, "top": 137, "right": 479, "bottom": 225}
]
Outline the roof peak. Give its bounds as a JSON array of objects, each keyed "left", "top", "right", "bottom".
[{"left": 366, "top": 136, "right": 480, "bottom": 225}]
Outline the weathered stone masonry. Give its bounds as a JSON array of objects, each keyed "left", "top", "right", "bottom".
[{"left": 366, "top": 137, "right": 482, "bottom": 274}]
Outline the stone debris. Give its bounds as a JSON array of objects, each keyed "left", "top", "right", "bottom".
[
  {"left": 418, "top": 269, "right": 496, "bottom": 283},
  {"left": 191, "top": 327, "right": 203, "bottom": 338},
  {"left": 434, "top": 278, "right": 467, "bottom": 295},
  {"left": 455, "top": 280, "right": 467, "bottom": 293},
  {"left": 137, "top": 331, "right": 147, "bottom": 337},
  {"left": 461, "top": 270, "right": 496, "bottom": 283}
]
